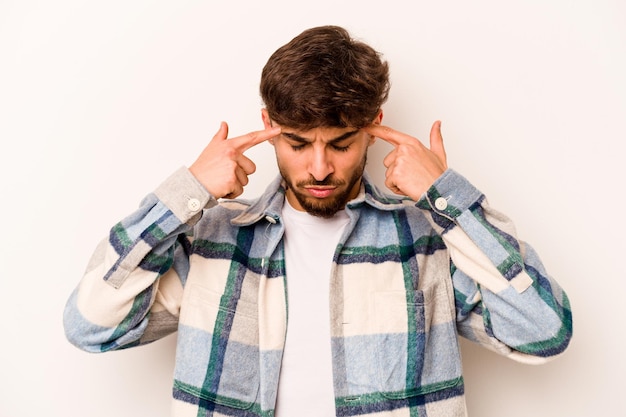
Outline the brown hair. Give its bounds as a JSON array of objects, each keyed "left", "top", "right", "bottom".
[{"left": 260, "top": 25, "right": 390, "bottom": 130}]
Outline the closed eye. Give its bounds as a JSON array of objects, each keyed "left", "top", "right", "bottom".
[
  {"left": 331, "top": 143, "right": 350, "bottom": 152},
  {"left": 290, "top": 142, "right": 350, "bottom": 152},
  {"left": 290, "top": 143, "right": 306, "bottom": 151}
]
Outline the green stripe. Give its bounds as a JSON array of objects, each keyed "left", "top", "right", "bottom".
[
  {"left": 112, "top": 222, "right": 132, "bottom": 248},
  {"left": 201, "top": 228, "right": 253, "bottom": 417},
  {"left": 102, "top": 288, "right": 150, "bottom": 351},
  {"left": 531, "top": 269, "right": 569, "bottom": 317},
  {"left": 145, "top": 222, "right": 167, "bottom": 240},
  {"left": 391, "top": 211, "right": 420, "bottom": 400},
  {"left": 496, "top": 254, "right": 522, "bottom": 277},
  {"left": 515, "top": 294, "right": 572, "bottom": 354},
  {"left": 174, "top": 380, "right": 263, "bottom": 413},
  {"left": 470, "top": 209, "right": 524, "bottom": 276}
]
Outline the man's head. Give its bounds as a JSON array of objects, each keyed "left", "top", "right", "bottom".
[
  {"left": 260, "top": 26, "right": 390, "bottom": 217},
  {"left": 260, "top": 25, "right": 389, "bottom": 130}
]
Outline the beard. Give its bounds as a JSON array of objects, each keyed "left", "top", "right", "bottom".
[{"left": 278, "top": 154, "right": 367, "bottom": 218}]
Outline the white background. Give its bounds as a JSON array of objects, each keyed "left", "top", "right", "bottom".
[{"left": 1, "top": 1, "right": 624, "bottom": 416}]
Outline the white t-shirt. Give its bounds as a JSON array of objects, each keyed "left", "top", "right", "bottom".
[{"left": 274, "top": 199, "right": 350, "bottom": 416}]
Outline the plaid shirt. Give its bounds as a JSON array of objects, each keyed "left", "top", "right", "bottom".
[{"left": 64, "top": 167, "right": 572, "bottom": 417}]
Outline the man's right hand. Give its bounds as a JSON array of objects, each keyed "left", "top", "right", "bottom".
[{"left": 189, "top": 122, "right": 281, "bottom": 199}]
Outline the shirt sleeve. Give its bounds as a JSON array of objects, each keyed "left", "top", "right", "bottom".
[
  {"left": 63, "top": 167, "right": 216, "bottom": 352},
  {"left": 417, "top": 169, "right": 573, "bottom": 363}
]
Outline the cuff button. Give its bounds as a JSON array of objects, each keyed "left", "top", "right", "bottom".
[
  {"left": 187, "top": 198, "right": 202, "bottom": 212},
  {"left": 434, "top": 197, "right": 448, "bottom": 211}
]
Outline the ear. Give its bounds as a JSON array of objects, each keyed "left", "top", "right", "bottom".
[
  {"left": 261, "top": 109, "right": 276, "bottom": 145},
  {"left": 373, "top": 109, "right": 383, "bottom": 125},
  {"left": 261, "top": 109, "right": 271, "bottom": 127}
]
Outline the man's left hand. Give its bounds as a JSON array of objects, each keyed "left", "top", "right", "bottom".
[{"left": 364, "top": 120, "right": 448, "bottom": 200}]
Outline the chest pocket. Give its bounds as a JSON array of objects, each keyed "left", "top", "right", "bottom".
[
  {"left": 373, "top": 283, "right": 463, "bottom": 398},
  {"left": 175, "top": 283, "right": 260, "bottom": 409}
]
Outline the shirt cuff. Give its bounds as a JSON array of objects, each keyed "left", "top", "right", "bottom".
[
  {"left": 421, "top": 168, "right": 482, "bottom": 210},
  {"left": 153, "top": 166, "right": 217, "bottom": 224}
]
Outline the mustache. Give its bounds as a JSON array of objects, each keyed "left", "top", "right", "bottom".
[{"left": 296, "top": 176, "right": 346, "bottom": 187}]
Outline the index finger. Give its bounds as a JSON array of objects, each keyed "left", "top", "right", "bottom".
[
  {"left": 232, "top": 126, "right": 282, "bottom": 152},
  {"left": 363, "top": 124, "right": 418, "bottom": 147}
]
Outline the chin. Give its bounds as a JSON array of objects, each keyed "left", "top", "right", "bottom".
[{"left": 297, "top": 195, "right": 348, "bottom": 218}]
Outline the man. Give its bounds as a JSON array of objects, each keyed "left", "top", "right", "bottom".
[{"left": 64, "top": 25, "right": 572, "bottom": 416}]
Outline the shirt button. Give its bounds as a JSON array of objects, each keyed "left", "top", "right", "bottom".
[
  {"left": 434, "top": 197, "right": 448, "bottom": 211},
  {"left": 187, "top": 198, "right": 201, "bottom": 212}
]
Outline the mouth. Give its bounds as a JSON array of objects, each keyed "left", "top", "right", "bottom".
[{"left": 304, "top": 186, "right": 337, "bottom": 198}]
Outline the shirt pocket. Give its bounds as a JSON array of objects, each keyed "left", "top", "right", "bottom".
[
  {"left": 373, "top": 284, "right": 463, "bottom": 399},
  {"left": 175, "top": 283, "right": 260, "bottom": 409}
]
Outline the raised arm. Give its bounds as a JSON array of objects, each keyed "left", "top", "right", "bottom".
[
  {"left": 63, "top": 123, "right": 280, "bottom": 352},
  {"left": 365, "top": 121, "right": 572, "bottom": 362}
]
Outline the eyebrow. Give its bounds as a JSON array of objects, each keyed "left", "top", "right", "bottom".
[{"left": 281, "top": 130, "right": 360, "bottom": 144}]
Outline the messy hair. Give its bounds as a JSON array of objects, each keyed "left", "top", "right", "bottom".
[{"left": 260, "top": 26, "right": 390, "bottom": 130}]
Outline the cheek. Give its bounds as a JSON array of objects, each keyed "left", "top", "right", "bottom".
[
  {"left": 275, "top": 147, "right": 303, "bottom": 175},
  {"left": 342, "top": 149, "right": 368, "bottom": 170}
]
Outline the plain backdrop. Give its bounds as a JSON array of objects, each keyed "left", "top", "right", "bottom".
[{"left": 1, "top": 1, "right": 624, "bottom": 416}]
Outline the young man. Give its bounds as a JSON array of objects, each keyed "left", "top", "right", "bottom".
[{"left": 64, "top": 26, "right": 572, "bottom": 416}]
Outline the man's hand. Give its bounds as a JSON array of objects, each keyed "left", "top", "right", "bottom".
[
  {"left": 190, "top": 122, "right": 281, "bottom": 199},
  {"left": 364, "top": 121, "right": 447, "bottom": 200}
]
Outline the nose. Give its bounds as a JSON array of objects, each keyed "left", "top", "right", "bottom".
[{"left": 309, "top": 146, "right": 334, "bottom": 181}]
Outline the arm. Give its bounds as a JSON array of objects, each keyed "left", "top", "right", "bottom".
[
  {"left": 63, "top": 168, "right": 213, "bottom": 352},
  {"left": 418, "top": 169, "right": 572, "bottom": 362},
  {"left": 63, "top": 123, "right": 281, "bottom": 352},
  {"left": 364, "top": 121, "right": 572, "bottom": 362}
]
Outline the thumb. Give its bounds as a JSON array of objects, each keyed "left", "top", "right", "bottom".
[
  {"left": 429, "top": 120, "right": 447, "bottom": 166},
  {"left": 210, "top": 121, "right": 229, "bottom": 142}
]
